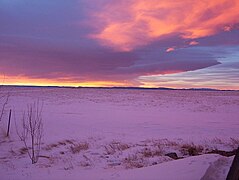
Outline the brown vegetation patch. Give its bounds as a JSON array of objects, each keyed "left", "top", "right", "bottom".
[
  {"left": 19, "top": 147, "right": 28, "bottom": 155},
  {"left": 70, "top": 142, "right": 89, "bottom": 154},
  {"left": 180, "top": 143, "right": 204, "bottom": 156},
  {"left": 104, "top": 141, "right": 130, "bottom": 155},
  {"left": 123, "top": 154, "right": 145, "bottom": 169},
  {"left": 44, "top": 139, "right": 76, "bottom": 151},
  {"left": 207, "top": 149, "right": 237, "bottom": 157},
  {"left": 140, "top": 147, "right": 163, "bottom": 158}
]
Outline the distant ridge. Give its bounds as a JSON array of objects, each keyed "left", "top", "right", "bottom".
[
  {"left": 1, "top": 85, "right": 238, "bottom": 92},
  {"left": 101, "top": 87, "right": 175, "bottom": 90}
]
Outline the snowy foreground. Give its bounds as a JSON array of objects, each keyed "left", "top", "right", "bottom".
[{"left": 0, "top": 87, "right": 239, "bottom": 180}]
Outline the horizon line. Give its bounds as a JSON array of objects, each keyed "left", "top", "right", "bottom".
[{"left": 1, "top": 84, "right": 238, "bottom": 92}]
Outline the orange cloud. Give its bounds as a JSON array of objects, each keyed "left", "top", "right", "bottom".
[{"left": 90, "top": 0, "right": 239, "bottom": 51}]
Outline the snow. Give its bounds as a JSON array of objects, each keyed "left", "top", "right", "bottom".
[
  {"left": 115, "top": 154, "right": 233, "bottom": 180},
  {"left": 0, "top": 87, "right": 239, "bottom": 179}
]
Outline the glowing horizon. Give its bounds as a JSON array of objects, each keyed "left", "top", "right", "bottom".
[{"left": 1, "top": 74, "right": 238, "bottom": 90}]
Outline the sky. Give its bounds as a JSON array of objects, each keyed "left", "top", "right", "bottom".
[{"left": 0, "top": 0, "right": 239, "bottom": 89}]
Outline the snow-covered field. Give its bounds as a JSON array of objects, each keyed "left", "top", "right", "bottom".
[{"left": 0, "top": 87, "right": 239, "bottom": 180}]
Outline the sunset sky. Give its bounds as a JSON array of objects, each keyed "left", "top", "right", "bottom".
[{"left": 0, "top": 0, "right": 239, "bottom": 89}]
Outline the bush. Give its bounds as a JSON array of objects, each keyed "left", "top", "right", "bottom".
[{"left": 17, "top": 101, "right": 44, "bottom": 164}]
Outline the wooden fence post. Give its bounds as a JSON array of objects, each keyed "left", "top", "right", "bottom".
[
  {"left": 227, "top": 147, "right": 239, "bottom": 180},
  {"left": 7, "top": 109, "right": 12, "bottom": 137}
]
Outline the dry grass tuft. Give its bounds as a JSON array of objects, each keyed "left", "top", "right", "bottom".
[
  {"left": 123, "top": 154, "right": 145, "bottom": 169},
  {"left": 44, "top": 139, "right": 75, "bottom": 151},
  {"left": 140, "top": 147, "right": 163, "bottom": 158},
  {"left": 104, "top": 141, "right": 130, "bottom": 155},
  {"left": 229, "top": 138, "right": 239, "bottom": 149},
  {"left": 70, "top": 142, "right": 89, "bottom": 154},
  {"left": 44, "top": 143, "right": 59, "bottom": 151},
  {"left": 180, "top": 143, "right": 204, "bottom": 156},
  {"left": 19, "top": 147, "right": 28, "bottom": 155}
]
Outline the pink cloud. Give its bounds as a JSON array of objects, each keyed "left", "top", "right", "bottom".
[
  {"left": 189, "top": 41, "right": 199, "bottom": 46},
  {"left": 89, "top": 0, "right": 239, "bottom": 51},
  {"left": 166, "top": 47, "right": 175, "bottom": 53}
]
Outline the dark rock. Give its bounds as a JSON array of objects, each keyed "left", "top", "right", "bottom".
[
  {"left": 165, "top": 152, "right": 178, "bottom": 160},
  {"left": 188, "top": 147, "right": 199, "bottom": 156}
]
